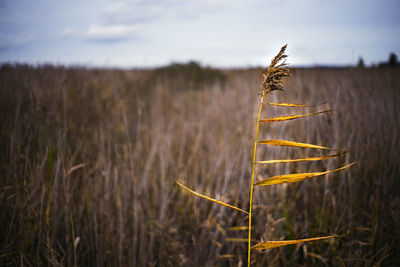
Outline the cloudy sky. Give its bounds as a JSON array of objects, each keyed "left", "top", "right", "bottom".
[{"left": 0, "top": 0, "right": 399, "bottom": 67}]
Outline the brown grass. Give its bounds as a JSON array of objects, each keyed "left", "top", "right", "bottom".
[{"left": 0, "top": 63, "right": 399, "bottom": 266}]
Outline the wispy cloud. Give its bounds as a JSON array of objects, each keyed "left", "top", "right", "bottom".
[
  {"left": 79, "top": 0, "right": 237, "bottom": 44},
  {"left": 2, "top": 0, "right": 399, "bottom": 66},
  {"left": 84, "top": 24, "right": 137, "bottom": 42},
  {"left": 59, "top": 27, "right": 79, "bottom": 37},
  {"left": 100, "top": 0, "right": 235, "bottom": 25}
]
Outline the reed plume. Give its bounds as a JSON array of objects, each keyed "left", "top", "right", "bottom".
[{"left": 176, "top": 44, "right": 355, "bottom": 266}]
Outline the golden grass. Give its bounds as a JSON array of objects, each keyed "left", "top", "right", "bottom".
[
  {"left": 175, "top": 45, "right": 355, "bottom": 266},
  {"left": 255, "top": 162, "right": 356, "bottom": 186},
  {"left": 251, "top": 235, "right": 339, "bottom": 250},
  {"left": 259, "top": 109, "right": 333, "bottom": 122},
  {"left": 264, "top": 102, "right": 326, "bottom": 107},
  {"left": 255, "top": 151, "right": 346, "bottom": 164},
  {"left": 257, "top": 139, "right": 335, "bottom": 150},
  {"left": 176, "top": 180, "right": 248, "bottom": 214}
]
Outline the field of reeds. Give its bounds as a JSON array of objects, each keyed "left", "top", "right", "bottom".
[{"left": 1, "top": 63, "right": 399, "bottom": 266}]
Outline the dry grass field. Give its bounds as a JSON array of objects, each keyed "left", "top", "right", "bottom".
[{"left": 1, "top": 64, "right": 399, "bottom": 266}]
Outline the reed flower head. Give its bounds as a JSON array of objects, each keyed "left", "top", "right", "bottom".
[{"left": 262, "top": 44, "right": 290, "bottom": 95}]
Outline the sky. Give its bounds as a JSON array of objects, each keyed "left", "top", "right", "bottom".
[{"left": 0, "top": 0, "right": 399, "bottom": 68}]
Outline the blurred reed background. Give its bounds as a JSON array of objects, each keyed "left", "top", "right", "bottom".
[{"left": 0, "top": 64, "right": 399, "bottom": 266}]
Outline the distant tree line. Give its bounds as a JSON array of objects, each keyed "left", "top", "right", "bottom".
[
  {"left": 358, "top": 52, "right": 399, "bottom": 68},
  {"left": 148, "top": 61, "right": 226, "bottom": 91},
  {"left": 379, "top": 53, "right": 399, "bottom": 68}
]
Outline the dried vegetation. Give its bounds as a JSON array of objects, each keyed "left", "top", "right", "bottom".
[{"left": 0, "top": 61, "right": 399, "bottom": 266}]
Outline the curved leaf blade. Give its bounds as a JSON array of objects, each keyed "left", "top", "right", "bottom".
[
  {"left": 255, "top": 152, "right": 346, "bottom": 164},
  {"left": 263, "top": 102, "right": 326, "bottom": 107},
  {"left": 258, "top": 139, "right": 332, "bottom": 150},
  {"left": 228, "top": 226, "right": 249, "bottom": 231},
  {"left": 255, "top": 162, "right": 356, "bottom": 186},
  {"left": 176, "top": 181, "right": 249, "bottom": 214},
  {"left": 251, "top": 235, "right": 338, "bottom": 250},
  {"left": 259, "top": 109, "right": 333, "bottom": 122},
  {"left": 218, "top": 254, "right": 236, "bottom": 259}
]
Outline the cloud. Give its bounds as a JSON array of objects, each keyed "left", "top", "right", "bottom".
[
  {"left": 100, "top": 0, "right": 235, "bottom": 25},
  {"left": 84, "top": 24, "right": 137, "bottom": 42},
  {"left": 59, "top": 27, "right": 79, "bottom": 37},
  {"left": 79, "top": 0, "right": 238, "bottom": 45}
]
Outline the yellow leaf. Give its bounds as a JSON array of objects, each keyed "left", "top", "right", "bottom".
[
  {"left": 258, "top": 139, "right": 332, "bottom": 150},
  {"left": 255, "top": 162, "right": 356, "bottom": 186},
  {"left": 228, "top": 226, "right": 249, "bottom": 231},
  {"left": 251, "top": 235, "right": 338, "bottom": 250},
  {"left": 263, "top": 102, "right": 326, "bottom": 107},
  {"left": 259, "top": 109, "right": 332, "bottom": 122},
  {"left": 255, "top": 152, "right": 346, "bottom": 164},
  {"left": 176, "top": 181, "right": 249, "bottom": 214}
]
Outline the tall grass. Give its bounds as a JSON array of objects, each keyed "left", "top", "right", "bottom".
[
  {"left": 0, "top": 62, "right": 399, "bottom": 266},
  {"left": 177, "top": 45, "right": 354, "bottom": 266}
]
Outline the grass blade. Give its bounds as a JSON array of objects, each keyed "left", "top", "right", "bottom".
[
  {"left": 67, "top": 163, "right": 86, "bottom": 176},
  {"left": 218, "top": 254, "right": 236, "bottom": 259},
  {"left": 251, "top": 235, "right": 338, "bottom": 250},
  {"left": 228, "top": 226, "right": 249, "bottom": 231},
  {"left": 258, "top": 139, "right": 333, "bottom": 150},
  {"left": 255, "top": 162, "right": 356, "bottom": 186},
  {"left": 263, "top": 102, "right": 327, "bottom": 107},
  {"left": 259, "top": 109, "right": 333, "bottom": 122},
  {"left": 255, "top": 152, "right": 346, "bottom": 164},
  {"left": 176, "top": 181, "right": 249, "bottom": 214}
]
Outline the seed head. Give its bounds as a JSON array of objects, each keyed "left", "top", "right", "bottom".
[{"left": 262, "top": 44, "right": 290, "bottom": 95}]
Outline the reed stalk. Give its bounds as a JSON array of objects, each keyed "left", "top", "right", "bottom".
[
  {"left": 176, "top": 44, "right": 355, "bottom": 266},
  {"left": 247, "top": 93, "right": 264, "bottom": 266}
]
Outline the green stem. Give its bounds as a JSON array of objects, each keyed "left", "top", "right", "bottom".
[{"left": 248, "top": 94, "right": 265, "bottom": 267}]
